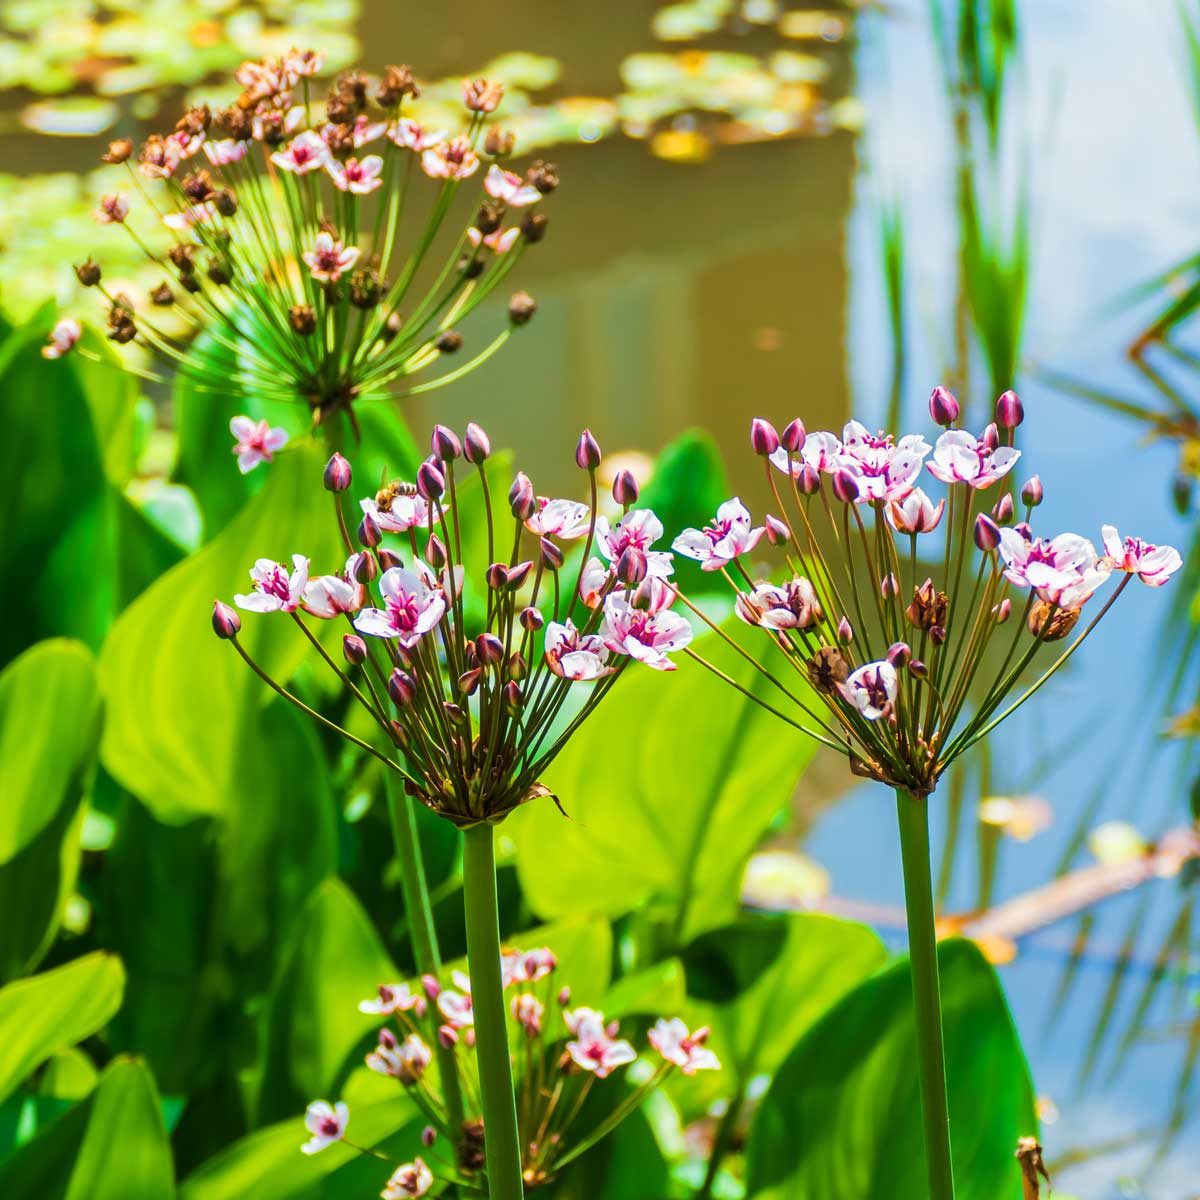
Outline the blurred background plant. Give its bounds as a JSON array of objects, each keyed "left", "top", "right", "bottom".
[{"left": 0, "top": 1, "right": 1198, "bottom": 1199}]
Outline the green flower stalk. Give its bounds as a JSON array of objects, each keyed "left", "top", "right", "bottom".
[{"left": 70, "top": 49, "right": 556, "bottom": 433}]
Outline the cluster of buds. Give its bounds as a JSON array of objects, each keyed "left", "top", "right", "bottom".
[
  {"left": 301, "top": 944, "right": 718, "bottom": 1192},
  {"left": 61, "top": 49, "right": 558, "bottom": 427},
  {"left": 669, "top": 388, "right": 1181, "bottom": 796},
  {"left": 213, "top": 424, "right": 695, "bottom": 826}
]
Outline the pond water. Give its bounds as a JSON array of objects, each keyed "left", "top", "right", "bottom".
[{"left": 5, "top": 0, "right": 1197, "bottom": 1194}]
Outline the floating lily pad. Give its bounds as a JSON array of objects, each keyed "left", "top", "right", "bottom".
[{"left": 19, "top": 95, "right": 117, "bottom": 135}]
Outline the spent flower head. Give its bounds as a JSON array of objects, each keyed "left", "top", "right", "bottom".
[
  {"left": 669, "top": 390, "right": 1181, "bottom": 796},
  {"left": 76, "top": 51, "right": 557, "bottom": 430}
]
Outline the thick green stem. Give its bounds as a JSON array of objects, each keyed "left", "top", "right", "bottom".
[
  {"left": 462, "top": 823, "right": 525, "bottom": 1200},
  {"left": 896, "top": 789, "right": 955, "bottom": 1200},
  {"left": 384, "top": 777, "right": 465, "bottom": 1138}
]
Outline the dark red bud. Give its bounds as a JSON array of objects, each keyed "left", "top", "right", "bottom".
[
  {"left": 503, "top": 680, "right": 522, "bottom": 712},
  {"left": 887, "top": 641, "right": 911, "bottom": 667},
  {"left": 353, "top": 552, "right": 378, "bottom": 584},
  {"left": 388, "top": 669, "right": 416, "bottom": 706},
  {"left": 417, "top": 460, "right": 445, "bottom": 501},
  {"left": 994, "top": 389, "right": 1024, "bottom": 429},
  {"left": 458, "top": 668, "right": 482, "bottom": 695},
  {"left": 991, "top": 493, "right": 1015, "bottom": 524},
  {"left": 358, "top": 512, "right": 381, "bottom": 548},
  {"left": 486, "top": 562, "right": 509, "bottom": 589},
  {"left": 930, "top": 624, "right": 947, "bottom": 645},
  {"left": 464, "top": 421, "right": 491, "bottom": 464},
  {"left": 908, "top": 659, "right": 928, "bottom": 678},
  {"left": 974, "top": 513, "right": 1001, "bottom": 551},
  {"left": 378, "top": 548, "right": 402, "bottom": 571},
  {"left": 981, "top": 422, "right": 1000, "bottom": 450},
  {"left": 431, "top": 424, "right": 462, "bottom": 461},
  {"left": 540, "top": 537, "right": 564, "bottom": 570},
  {"left": 750, "top": 417, "right": 780, "bottom": 456},
  {"left": 612, "top": 469, "right": 639, "bottom": 507},
  {"left": 212, "top": 601, "right": 241, "bottom": 639},
  {"left": 422, "top": 1127, "right": 437, "bottom": 1148},
  {"left": 520, "top": 605, "right": 544, "bottom": 631},
  {"left": 507, "top": 560, "right": 534, "bottom": 589},
  {"left": 343, "top": 634, "right": 367, "bottom": 665},
  {"left": 425, "top": 535, "right": 448, "bottom": 570},
  {"left": 476, "top": 633, "right": 505, "bottom": 665},
  {"left": 765, "top": 514, "right": 790, "bottom": 545},
  {"left": 798, "top": 464, "right": 821, "bottom": 495},
  {"left": 616, "top": 546, "right": 648, "bottom": 585},
  {"left": 929, "top": 385, "right": 960, "bottom": 426},
  {"left": 832, "top": 468, "right": 860, "bottom": 503},
  {"left": 1021, "top": 476, "right": 1043, "bottom": 507},
  {"left": 781, "top": 418, "right": 806, "bottom": 452},
  {"left": 323, "top": 452, "right": 352, "bottom": 492},
  {"left": 509, "top": 472, "right": 536, "bottom": 519},
  {"left": 576, "top": 429, "right": 601, "bottom": 471}
]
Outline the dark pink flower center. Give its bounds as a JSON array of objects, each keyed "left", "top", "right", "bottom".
[{"left": 260, "top": 568, "right": 291, "bottom": 601}]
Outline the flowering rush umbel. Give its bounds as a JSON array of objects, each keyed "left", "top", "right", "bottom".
[
  {"left": 67, "top": 50, "right": 556, "bottom": 429},
  {"left": 302, "top": 946, "right": 717, "bottom": 1191},
  {"left": 671, "top": 387, "right": 1181, "bottom": 1200}
]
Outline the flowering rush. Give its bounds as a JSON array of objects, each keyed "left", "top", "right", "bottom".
[
  {"left": 303, "top": 945, "right": 717, "bottom": 1191},
  {"left": 68, "top": 50, "right": 557, "bottom": 429},
  {"left": 215, "top": 424, "right": 694, "bottom": 826},
  {"left": 668, "top": 389, "right": 1181, "bottom": 796}
]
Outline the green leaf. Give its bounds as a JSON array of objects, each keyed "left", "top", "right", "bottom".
[
  {"left": 0, "top": 639, "right": 102, "bottom": 980},
  {"left": 0, "top": 1058, "right": 175, "bottom": 1200},
  {"left": 0, "top": 953, "right": 124, "bottom": 1105},
  {"left": 675, "top": 913, "right": 887, "bottom": 1118},
  {"left": 510, "top": 622, "right": 818, "bottom": 944},
  {"left": 99, "top": 440, "right": 344, "bottom": 821},
  {"left": 747, "top": 939, "right": 1037, "bottom": 1200},
  {"left": 603, "top": 959, "right": 687, "bottom": 1020}
]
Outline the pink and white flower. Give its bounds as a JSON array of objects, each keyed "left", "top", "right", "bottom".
[
  {"left": 648, "top": 1018, "right": 720, "bottom": 1074},
  {"left": 94, "top": 193, "right": 129, "bottom": 224},
  {"left": 358, "top": 982, "right": 425, "bottom": 1015},
  {"left": 168, "top": 127, "right": 205, "bottom": 160},
  {"left": 737, "top": 577, "right": 822, "bottom": 631},
  {"left": 229, "top": 415, "right": 288, "bottom": 473},
  {"left": 483, "top": 164, "right": 542, "bottom": 207},
  {"left": 886, "top": 487, "right": 945, "bottom": 534},
  {"left": 437, "top": 986, "right": 474, "bottom": 1029},
  {"left": 545, "top": 620, "right": 612, "bottom": 681},
  {"left": 594, "top": 509, "right": 674, "bottom": 579},
  {"left": 565, "top": 1008, "right": 637, "bottom": 1078},
  {"left": 271, "top": 130, "right": 330, "bottom": 174},
  {"left": 163, "top": 201, "right": 219, "bottom": 232},
  {"left": 367, "top": 1031, "right": 432, "bottom": 1083},
  {"left": 301, "top": 1100, "right": 348, "bottom": 1155},
  {"left": 283, "top": 47, "right": 325, "bottom": 78},
  {"left": 926, "top": 428, "right": 1020, "bottom": 489},
  {"left": 467, "top": 225, "right": 520, "bottom": 254},
  {"left": 421, "top": 136, "right": 480, "bottom": 181},
  {"left": 234, "top": 555, "right": 309, "bottom": 613},
  {"left": 360, "top": 494, "right": 434, "bottom": 533},
  {"left": 42, "top": 318, "right": 81, "bottom": 360},
  {"left": 501, "top": 947, "right": 557, "bottom": 986},
  {"left": 836, "top": 421, "right": 931, "bottom": 501},
  {"left": 511, "top": 993, "right": 544, "bottom": 1037},
  {"left": 838, "top": 661, "right": 898, "bottom": 720},
  {"left": 302, "top": 554, "right": 366, "bottom": 619},
  {"left": 252, "top": 105, "right": 305, "bottom": 143},
  {"left": 998, "top": 529, "right": 1109, "bottom": 607},
  {"left": 326, "top": 113, "right": 387, "bottom": 149},
  {"left": 383, "top": 1158, "right": 433, "bottom": 1199},
  {"left": 203, "top": 138, "right": 248, "bottom": 166},
  {"left": 600, "top": 591, "right": 693, "bottom": 671},
  {"left": 389, "top": 119, "right": 445, "bottom": 152},
  {"left": 1099, "top": 525, "right": 1182, "bottom": 587},
  {"left": 578, "top": 557, "right": 611, "bottom": 610},
  {"left": 525, "top": 497, "right": 592, "bottom": 540},
  {"left": 303, "top": 232, "right": 360, "bottom": 283},
  {"left": 770, "top": 429, "right": 842, "bottom": 477},
  {"left": 354, "top": 566, "right": 445, "bottom": 646},
  {"left": 672, "top": 498, "right": 764, "bottom": 571},
  {"left": 327, "top": 155, "right": 384, "bottom": 194}
]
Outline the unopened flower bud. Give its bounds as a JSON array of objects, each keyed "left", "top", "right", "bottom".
[
  {"left": 438, "top": 1025, "right": 458, "bottom": 1049},
  {"left": 798, "top": 464, "right": 821, "bottom": 495},
  {"left": 908, "top": 659, "right": 928, "bottom": 678},
  {"left": 476, "top": 633, "right": 505, "bottom": 665},
  {"left": 781, "top": 418, "right": 806, "bottom": 452},
  {"left": 75, "top": 259, "right": 101, "bottom": 287},
  {"left": 993, "top": 597, "right": 1012, "bottom": 623},
  {"left": 432, "top": 424, "right": 462, "bottom": 461},
  {"left": 881, "top": 572, "right": 899, "bottom": 597},
  {"left": 507, "top": 560, "right": 534, "bottom": 589},
  {"left": 750, "top": 417, "right": 780, "bottom": 456},
  {"left": 929, "top": 385, "right": 960, "bottom": 426},
  {"left": 981, "top": 422, "right": 1000, "bottom": 450},
  {"left": 426, "top": 534, "right": 447, "bottom": 569},
  {"left": 484, "top": 126, "right": 516, "bottom": 157},
  {"left": 557, "top": 987, "right": 571, "bottom": 1007},
  {"left": 991, "top": 492, "right": 1014, "bottom": 524},
  {"left": 388, "top": 670, "right": 416, "bottom": 707},
  {"left": 211, "top": 601, "right": 241, "bottom": 639},
  {"left": 343, "top": 634, "right": 367, "bottom": 665},
  {"left": 576, "top": 429, "right": 602, "bottom": 471},
  {"left": 507, "top": 652, "right": 528, "bottom": 680},
  {"left": 520, "top": 606, "right": 544, "bottom": 632},
  {"left": 417, "top": 460, "right": 445, "bottom": 501},
  {"left": 443, "top": 702, "right": 466, "bottom": 722},
  {"left": 503, "top": 680, "right": 522, "bottom": 713},
  {"left": 1013, "top": 521, "right": 1033, "bottom": 540},
  {"left": 887, "top": 641, "right": 911, "bottom": 667},
  {"left": 422, "top": 974, "right": 441, "bottom": 1000},
  {"left": 324, "top": 452, "right": 352, "bottom": 492},
  {"left": 995, "top": 389, "right": 1024, "bottom": 429},
  {"left": 616, "top": 546, "right": 648, "bottom": 585},
  {"left": 930, "top": 624, "right": 947, "bottom": 645},
  {"left": 1021, "top": 476, "right": 1043, "bottom": 507},
  {"left": 832, "top": 468, "right": 860, "bottom": 503},
  {"left": 486, "top": 562, "right": 509, "bottom": 590},
  {"left": 421, "top": 1126, "right": 437, "bottom": 1148},
  {"left": 612, "top": 469, "right": 638, "bottom": 507},
  {"left": 379, "top": 548, "right": 402, "bottom": 571},
  {"left": 836, "top": 616, "right": 853, "bottom": 645},
  {"left": 540, "top": 537, "right": 564, "bottom": 570},
  {"left": 465, "top": 422, "right": 491, "bottom": 464},
  {"left": 458, "top": 668, "right": 482, "bottom": 695},
  {"left": 289, "top": 304, "right": 316, "bottom": 335},
  {"left": 508, "top": 291, "right": 537, "bottom": 325},
  {"left": 353, "top": 553, "right": 378, "bottom": 584},
  {"left": 765, "top": 514, "right": 790, "bottom": 545},
  {"left": 974, "top": 513, "right": 1001, "bottom": 551}
]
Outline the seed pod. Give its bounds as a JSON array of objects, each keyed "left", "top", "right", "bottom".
[
  {"left": 1027, "top": 600, "right": 1079, "bottom": 641},
  {"left": 75, "top": 259, "right": 101, "bottom": 287},
  {"left": 807, "top": 646, "right": 849, "bottom": 694},
  {"left": 508, "top": 291, "right": 537, "bottom": 325}
]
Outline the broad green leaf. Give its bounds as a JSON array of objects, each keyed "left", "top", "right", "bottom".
[
  {"left": 99, "top": 441, "right": 344, "bottom": 821},
  {"left": 0, "top": 953, "right": 124, "bottom": 1105},
  {"left": 511, "top": 622, "right": 818, "bottom": 944},
  {"left": 0, "top": 1058, "right": 174, "bottom": 1200},
  {"left": 180, "top": 1096, "right": 420, "bottom": 1200},
  {"left": 256, "top": 878, "right": 399, "bottom": 1125},
  {"left": 37, "top": 1050, "right": 99, "bottom": 1102},
  {"left": 674, "top": 913, "right": 886, "bottom": 1117},
  {"left": 747, "top": 939, "right": 1037, "bottom": 1200},
  {"left": 0, "top": 639, "right": 102, "bottom": 979},
  {"left": 550, "top": 1104, "right": 671, "bottom": 1199},
  {"left": 603, "top": 960, "right": 687, "bottom": 1020}
]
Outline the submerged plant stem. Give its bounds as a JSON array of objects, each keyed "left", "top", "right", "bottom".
[
  {"left": 384, "top": 775, "right": 465, "bottom": 1139},
  {"left": 463, "top": 822, "right": 525, "bottom": 1200},
  {"left": 896, "top": 788, "right": 955, "bottom": 1200}
]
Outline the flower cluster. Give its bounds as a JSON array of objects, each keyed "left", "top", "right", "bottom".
[
  {"left": 214, "top": 424, "right": 694, "bottom": 825},
  {"left": 63, "top": 50, "right": 557, "bottom": 428},
  {"left": 302, "top": 944, "right": 718, "bottom": 1192},
  {"left": 671, "top": 389, "right": 1181, "bottom": 796}
]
